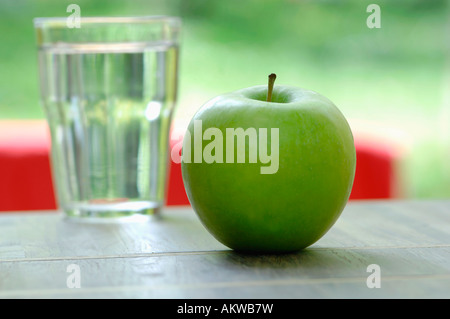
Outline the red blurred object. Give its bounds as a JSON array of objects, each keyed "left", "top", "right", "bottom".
[
  {"left": 0, "top": 120, "right": 56, "bottom": 211},
  {"left": 0, "top": 120, "right": 401, "bottom": 212},
  {"left": 350, "top": 140, "right": 396, "bottom": 200},
  {"left": 166, "top": 133, "right": 190, "bottom": 206}
]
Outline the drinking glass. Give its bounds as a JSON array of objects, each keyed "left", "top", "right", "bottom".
[{"left": 34, "top": 16, "right": 181, "bottom": 221}]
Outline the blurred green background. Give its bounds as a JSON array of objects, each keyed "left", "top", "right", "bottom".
[{"left": 0, "top": 0, "right": 448, "bottom": 198}]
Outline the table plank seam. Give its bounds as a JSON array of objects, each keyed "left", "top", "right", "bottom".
[
  {"left": 0, "top": 249, "right": 231, "bottom": 263},
  {"left": 312, "top": 243, "right": 450, "bottom": 250},
  {"left": 1, "top": 243, "right": 450, "bottom": 263}
]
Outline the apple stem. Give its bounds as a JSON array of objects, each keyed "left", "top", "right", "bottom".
[{"left": 266, "top": 73, "right": 277, "bottom": 102}]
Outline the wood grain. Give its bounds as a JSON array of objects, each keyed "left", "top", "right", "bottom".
[{"left": 0, "top": 200, "right": 450, "bottom": 298}]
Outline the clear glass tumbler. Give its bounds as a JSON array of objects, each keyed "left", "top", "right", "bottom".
[{"left": 34, "top": 16, "right": 181, "bottom": 221}]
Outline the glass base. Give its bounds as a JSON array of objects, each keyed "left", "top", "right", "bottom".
[{"left": 62, "top": 201, "right": 162, "bottom": 223}]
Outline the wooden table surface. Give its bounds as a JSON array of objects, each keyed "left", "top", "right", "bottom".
[{"left": 1, "top": 200, "right": 450, "bottom": 299}]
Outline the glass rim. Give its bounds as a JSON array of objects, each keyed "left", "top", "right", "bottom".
[{"left": 33, "top": 15, "right": 181, "bottom": 28}]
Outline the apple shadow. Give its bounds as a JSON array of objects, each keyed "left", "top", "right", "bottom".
[
  {"left": 218, "top": 246, "right": 403, "bottom": 276},
  {"left": 219, "top": 247, "right": 336, "bottom": 270}
]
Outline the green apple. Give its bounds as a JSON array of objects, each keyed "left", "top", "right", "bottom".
[{"left": 181, "top": 74, "right": 356, "bottom": 253}]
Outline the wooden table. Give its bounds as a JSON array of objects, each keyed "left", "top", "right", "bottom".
[{"left": 1, "top": 200, "right": 450, "bottom": 299}]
